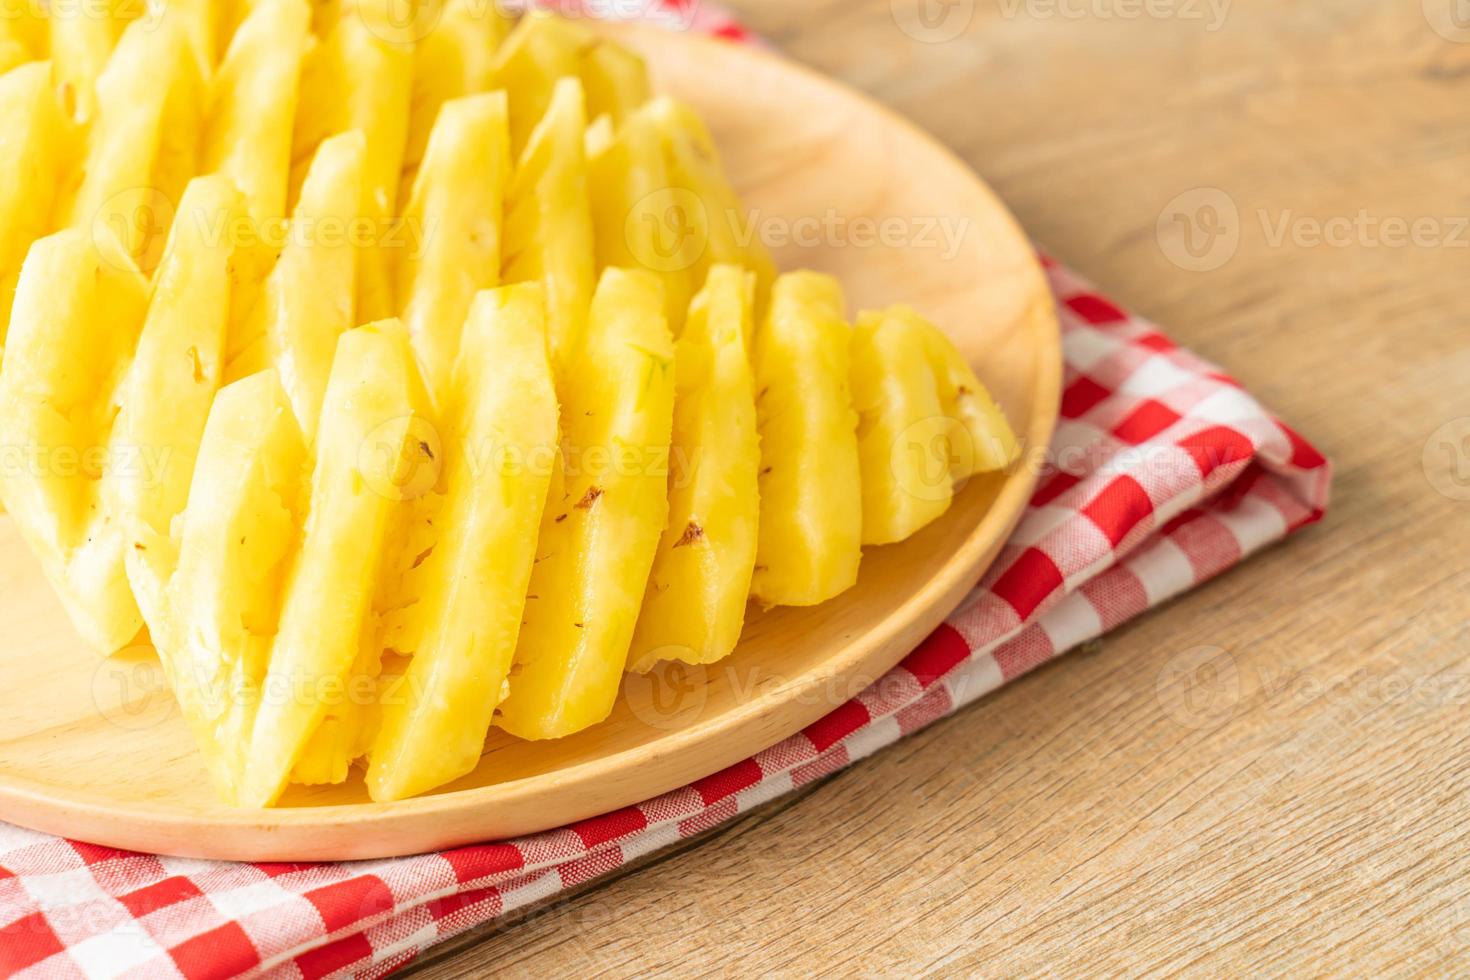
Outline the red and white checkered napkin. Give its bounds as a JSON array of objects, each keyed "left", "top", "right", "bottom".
[
  {"left": 0, "top": 8, "right": 1332, "bottom": 979},
  {"left": 0, "top": 256, "right": 1332, "bottom": 980}
]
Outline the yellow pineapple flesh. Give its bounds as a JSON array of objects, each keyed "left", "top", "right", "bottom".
[
  {"left": 587, "top": 103, "right": 695, "bottom": 330},
  {"left": 64, "top": 13, "right": 202, "bottom": 274},
  {"left": 368, "top": 283, "right": 558, "bottom": 801},
  {"left": 238, "top": 319, "right": 431, "bottom": 807},
  {"left": 400, "top": 0, "right": 508, "bottom": 198},
  {"left": 643, "top": 96, "right": 776, "bottom": 305},
  {"left": 629, "top": 265, "right": 759, "bottom": 672},
  {"left": 497, "top": 267, "right": 674, "bottom": 741},
  {"left": 290, "top": 14, "right": 412, "bottom": 322},
  {"left": 852, "top": 305, "right": 1020, "bottom": 545},
  {"left": 750, "top": 271, "right": 863, "bottom": 606},
  {"left": 0, "top": 229, "right": 149, "bottom": 652},
  {"left": 0, "top": 61, "right": 67, "bottom": 353},
  {"left": 260, "top": 130, "right": 366, "bottom": 440},
  {"left": 155, "top": 370, "right": 308, "bottom": 801},
  {"left": 118, "top": 175, "right": 246, "bottom": 630},
  {"left": 502, "top": 75, "right": 595, "bottom": 369},
  {"left": 396, "top": 91, "right": 510, "bottom": 408}
]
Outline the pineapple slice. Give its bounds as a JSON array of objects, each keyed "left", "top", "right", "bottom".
[
  {"left": 580, "top": 38, "right": 650, "bottom": 126},
  {"left": 494, "top": 10, "right": 588, "bottom": 159},
  {"left": 0, "top": 3, "right": 44, "bottom": 73},
  {"left": 155, "top": 370, "right": 308, "bottom": 801},
  {"left": 47, "top": 0, "right": 127, "bottom": 122},
  {"left": 400, "top": 0, "right": 508, "bottom": 196},
  {"left": 261, "top": 130, "right": 366, "bottom": 442},
  {"left": 502, "top": 76, "right": 595, "bottom": 369},
  {"left": 118, "top": 176, "right": 246, "bottom": 630},
  {"left": 290, "top": 14, "right": 412, "bottom": 322},
  {"left": 644, "top": 96, "right": 776, "bottom": 304},
  {"left": 199, "top": 0, "right": 310, "bottom": 362},
  {"left": 497, "top": 268, "right": 674, "bottom": 741},
  {"left": 629, "top": 265, "right": 759, "bottom": 672},
  {"left": 64, "top": 13, "right": 203, "bottom": 274},
  {"left": 396, "top": 91, "right": 510, "bottom": 407},
  {"left": 368, "top": 283, "right": 558, "bottom": 801},
  {"left": 0, "top": 61, "right": 68, "bottom": 353},
  {"left": 0, "top": 229, "right": 149, "bottom": 652},
  {"left": 587, "top": 103, "right": 695, "bottom": 331},
  {"left": 237, "top": 319, "right": 430, "bottom": 807},
  {"left": 750, "top": 271, "right": 862, "bottom": 606},
  {"left": 852, "top": 306, "right": 1020, "bottom": 544},
  {"left": 201, "top": 0, "right": 311, "bottom": 227}
]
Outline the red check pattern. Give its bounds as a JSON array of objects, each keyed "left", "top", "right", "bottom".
[{"left": 0, "top": 8, "right": 1331, "bottom": 980}]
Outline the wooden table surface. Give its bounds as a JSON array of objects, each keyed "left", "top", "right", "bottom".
[{"left": 409, "top": 1, "right": 1470, "bottom": 974}]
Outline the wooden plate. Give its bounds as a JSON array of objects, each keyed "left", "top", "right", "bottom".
[{"left": 0, "top": 24, "right": 1060, "bottom": 861}]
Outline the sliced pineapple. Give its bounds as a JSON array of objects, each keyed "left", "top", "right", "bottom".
[
  {"left": 580, "top": 37, "right": 650, "bottom": 126},
  {"left": 0, "top": 2, "right": 44, "bottom": 74},
  {"left": 260, "top": 130, "right": 366, "bottom": 442},
  {"left": 64, "top": 13, "right": 203, "bottom": 273},
  {"left": 494, "top": 9, "right": 589, "bottom": 159},
  {"left": 0, "top": 229, "right": 149, "bottom": 652},
  {"left": 852, "top": 305, "right": 1020, "bottom": 544},
  {"left": 237, "top": 319, "right": 431, "bottom": 807},
  {"left": 368, "top": 283, "right": 557, "bottom": 801},
  {"left": 0, "top": 61, "right": 68, "bottom": 353},
  {"left": 400, "top": 0, "right": 507, "bottom": 197},
  {"left": 497, "top": 267, "right": 674, "bottom": 741},
  {"left": 201, "top": 0, "right": 311, "bottom": 227},
  {"left": 290, "top": 13, "right": 412, "bottom": 321},
  {"left": 47, "top": 0, "right": 126, "bottom": 122},
  {"left": 117, "top": 175, "right": 246, "bottom": 631},
  {"left": 502, "top": 76, "right": 594, "bottom": 369},
  {"left": 156, "top": 370, "right": 308, "bottom": 801},
  {"left": 587, "top": 103, "right": 695, "bottom": 331},
  {"left": 396, "top": 91, "right": 510, "bottom": 407},
  {"left": 644, "top": 96, "right": 776, "bottom": 304},
  {"left": 750, "top": 271, "right": 862, "bottom": 606},
  {"left": 629, "top": 265, "right": 759, "bottom": 673}
]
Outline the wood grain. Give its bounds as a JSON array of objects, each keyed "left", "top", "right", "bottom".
[
  {"left": 0, "top": 25, "right": 1058, "bottom": 861},
  {"left": 409, "top": 0, "right": 1470, "bottom": 975}
]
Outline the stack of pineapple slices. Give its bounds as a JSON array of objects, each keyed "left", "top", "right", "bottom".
[{"left": 0, "top": 4, "right": 1020, "bottom": 805}]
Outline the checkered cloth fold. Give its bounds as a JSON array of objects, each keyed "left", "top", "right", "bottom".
[{"left": 0, "top": 11, "right": 1331, "bottom": 980}]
